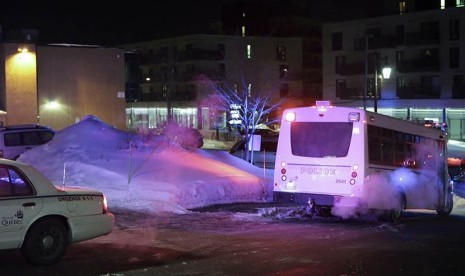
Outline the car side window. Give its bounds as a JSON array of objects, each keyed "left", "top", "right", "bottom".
[
  {"left": 39, "top": 131, "right": 55, "bottom": 143},
  {"left": 0, "top": 167, "right": 12, "bottom": 196},
  {"left": 4, "top": 133, "right": 21, "bottom": 147},
  {"left": 22, "top": 132, "right": 41, "bottom": 146},
  {"left": 0, "top": 166, "right": 34, "bottom": 197}
]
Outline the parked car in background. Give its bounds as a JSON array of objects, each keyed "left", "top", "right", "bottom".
[
  {"left": 229, "top": 135, "right": 278, "bottom": 168},
  {"left": 238, "top": 126, "right": 280, "bottom": 138},
  {"left": 0, "top": 158, "right": 114, "bottom": 265},
  {"left": 0, "top": 125, "right": 55, "bottom": 160},
  {"left": 449, "top": 157, "right": 465, "bottom": 197}
]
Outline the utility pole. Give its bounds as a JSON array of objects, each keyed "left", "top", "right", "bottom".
[{"left": 364, "top": 35, "right": 368, "bottom": 110}]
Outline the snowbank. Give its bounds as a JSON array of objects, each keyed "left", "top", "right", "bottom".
[{"left": 19, "top": 116, "right": 273, "bottom": 214}]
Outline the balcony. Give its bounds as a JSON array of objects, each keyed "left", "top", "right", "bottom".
[
  {"left": 396, "top": 86, "right": 440, "bottom": 99},
  {"left": 397, "top": 58, "right": 439, "bottom": 73},
  {"left": 405, "top": 32, "right": 440, "bottom": 46},
  {"left": 139, "top": 53, "right": 169, "bottom": 65},
  {"left": 354, "top": 35, "right": 397, "bottom": 50},
  {"left": 302, "top": 71, "right": 322, "bottom": 83},
  {"left": 142, "top": 69, "right": 225, "bottom": 83},
  {"left": 337, "top": 87, "right": 364, "bottom": 100},
  {"left": 177, "top": 70, "right": 225, "bottom": 81},
  {"left": 138, "top": 49, "right": 225, "bottom": 65},
  {"left": 338, "top": 62, "right": 365, "bottom": 75},
  {"left": 177, "top": 50, "right": 225, "bottom": 61},
  {"left": 138, "top": 90, "right": 197, "bottom": 102}
]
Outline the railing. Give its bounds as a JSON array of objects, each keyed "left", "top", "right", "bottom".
[{"left": 397, "top": 58, "right": 439, "bottom": 73}]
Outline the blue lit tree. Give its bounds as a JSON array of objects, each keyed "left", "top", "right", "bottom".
[{"left": 208, "top": 77, "right": 285, "bottom": 164}]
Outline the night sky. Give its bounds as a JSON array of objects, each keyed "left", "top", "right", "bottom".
[
  {"left": 0, "top": 0, "right": 223, "bottom": 46},
  {"left": 1, "top": 0, "right": 395, "bottom": 46}
]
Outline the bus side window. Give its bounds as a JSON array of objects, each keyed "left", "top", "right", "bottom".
[
  {"left": 368, "top": 125, "right": 381, "bottom": 163},
  {"left": 368, "top": 136, "right": 381, "bottom": 163},
  {"left": 394, "top": 140, "right": 405, "bottom": 166},
  {"left": 381, "top": 138, "right": 394, "bottom": 165},
  {"left": 403, "top": 143, "right": 417, "bottom": 168}
]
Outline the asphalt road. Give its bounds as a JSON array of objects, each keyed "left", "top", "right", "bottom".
[{"left": 2, "top": 200, "right": 465, "bottom": 276}]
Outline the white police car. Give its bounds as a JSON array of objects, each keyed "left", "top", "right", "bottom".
[{"left": 0, "top": 158, "right": 114, "bottom": 265}]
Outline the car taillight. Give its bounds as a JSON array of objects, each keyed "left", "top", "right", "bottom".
[{"left": 102, "top": 195, "right": 108, "bottom": 214}]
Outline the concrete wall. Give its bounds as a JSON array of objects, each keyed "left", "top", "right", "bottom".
[
  {"left": 37, "top": 45, "right": 126, "bottom": 130},
  {"left": 2, "top": 43, "right": 38, "bottom": 125}
]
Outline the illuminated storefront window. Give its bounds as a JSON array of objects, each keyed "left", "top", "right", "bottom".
[{"left": 126, "top": 107, "right": 198, "bottom": 129}]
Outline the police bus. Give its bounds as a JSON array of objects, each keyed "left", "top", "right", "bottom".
[{"left": 273, "top": 101, "right": 453, "bottom": 220}]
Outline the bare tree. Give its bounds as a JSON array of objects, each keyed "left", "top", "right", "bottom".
[{"left": 208, "top": 76, "right": 286, "bottom": 163}]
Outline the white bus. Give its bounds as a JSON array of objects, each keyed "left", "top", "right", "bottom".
[{"left": 273, "top": 101, "right": 453, "bottom": 220}]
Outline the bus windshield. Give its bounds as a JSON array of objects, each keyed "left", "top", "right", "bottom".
[{"left": 290, "top": 122, "right": 353, "bottom": 158}]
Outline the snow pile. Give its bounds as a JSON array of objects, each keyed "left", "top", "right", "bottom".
[{"left": 18, "top": 115, "right": 273, "bottom": 214}]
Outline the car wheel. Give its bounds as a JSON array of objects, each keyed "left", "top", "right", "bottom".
[
  {"left": 21, "top": 218, "right": 69, "bottom": 266},
  {"left": 316, "top": 206, "right": 332, "bottom": 217}
]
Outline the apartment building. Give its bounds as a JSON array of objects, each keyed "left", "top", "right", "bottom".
[
  {"left": 323, "top": 6, "right": 465, "bottom": 140},
  {"left": 123, "top": 34, "right": 305, "bottom": 138}
]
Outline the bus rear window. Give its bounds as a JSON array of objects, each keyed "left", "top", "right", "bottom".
[{"left": 290, "top": 122, "right": 353, "bottom": 157}]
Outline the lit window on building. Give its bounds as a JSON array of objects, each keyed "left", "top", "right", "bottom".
[
  {"left": 247, "top": 44, "right": 252, "bottom": 59},
  {"left": 441, "top": 0, "right": 446, "bottom": 9},
  {"left": 276, "top": 46, "right": 287, "bottom": 61},
  {"left": 279, "top": 64, "right": 289, "bottom": 78},
  {"left": 457, "top": 0, "right": 465, "bottom": 7},
  {"left": 248, "top": 83, "right": 252, "bottom": 97},
  {"left": 126, "top": 107, "right": 199, "bottom": 130},
  {"left": 242, "top": 26, "right": 246, "bottom": 36},
  {"left": 399, "top": 1, "right": 406, "bottom": 14}
]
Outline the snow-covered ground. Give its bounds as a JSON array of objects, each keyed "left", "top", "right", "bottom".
[
  {"left": 18, "top": 116, "right": 274, "bottom": 214},
  {"left": 16, "top": 115, "right": 465, "bottom": 218}
]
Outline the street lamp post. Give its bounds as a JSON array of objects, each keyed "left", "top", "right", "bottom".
[
  {"left": 364, "top": 36, "right": 369, "bottom": 110},
  {"left": 373, "top": 56, "right": 391, "bottom": 113}
]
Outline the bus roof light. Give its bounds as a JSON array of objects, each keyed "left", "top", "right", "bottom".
[
  {"left": 285, "top": 112, "right": 296, "bottom": 122},
  {"left": 316, "top": 100, "right": 331, "bottom": 107},
  {"left": 348, "top": 112, "right": 360, "bottom": 122},
  {"left": 315, "top": 100, "right": 332, "bottom": 112}
]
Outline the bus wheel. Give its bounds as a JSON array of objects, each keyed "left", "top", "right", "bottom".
[
  {"left": 436, "top": 192, "right": 453, "bottom": 217},
  {"left": 316, "top": 207, "right": 332, "bottom": 217},
  {"left": 390, "top": 194, "right": 406, "bottom": 223}
]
